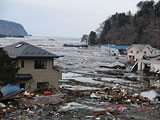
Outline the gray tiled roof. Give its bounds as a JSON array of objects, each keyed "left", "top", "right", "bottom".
[
  {"left": 133, "top": 44, "right": 147, "bottom": 51},
  {"left": 3, "top": 41, "right": 59, "bottom": 59}
]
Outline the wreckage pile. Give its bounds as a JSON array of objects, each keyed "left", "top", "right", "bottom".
[
  {"left": 62, "top": 83, "right": 156, "bottom": 106},
  {"left": 91, "top": 85, "right": 155, "bottom": 105},
  {"left": 58, "top": 81, "right": 160, "bottom": 119},
  {"left": 0, "top": 84, "right": 65, "bottom": 119},
  {"left": 1, "top": 82, "right": 159, "bottom": 119}
]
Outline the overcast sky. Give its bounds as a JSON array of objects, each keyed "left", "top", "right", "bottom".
[{"left": 0, "top": 0, "right": 155, "bottom": 37}]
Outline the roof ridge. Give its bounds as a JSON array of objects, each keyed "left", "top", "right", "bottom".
[{"left": 4, "top": 41, "right": 59, "bottom": 59}]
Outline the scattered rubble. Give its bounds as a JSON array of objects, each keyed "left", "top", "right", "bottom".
[
  {"left": 0, "top": 38, "right": 160, "bottom": 119},
  {"left": 0, "top": 84, "right": 65, "bottom": 118}
]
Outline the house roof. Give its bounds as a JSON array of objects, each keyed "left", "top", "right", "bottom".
[
  {"left": 101, "top": 44, "right": 129, "bottom": 50},
  {"left": 3, "top": 41, "right": 59, "bottom": 59},
  {"left": 127, "top": 44, "right": 155, "bottom": 51}
]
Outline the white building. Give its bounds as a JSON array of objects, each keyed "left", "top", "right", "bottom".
[{"left": 127, "top": 44, "right": 159, "bottom": 62}]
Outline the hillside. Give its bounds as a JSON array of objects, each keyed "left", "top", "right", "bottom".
[
  {"left": 97, "top": 1, "right": 160, "bottom": 48},
  {"left": 0, "top": 20, "right": 28, "bottom": 37}
]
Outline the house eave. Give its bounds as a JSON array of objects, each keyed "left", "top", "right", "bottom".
[
  {"left": 16, "top": 74, "right": 33, "bottom": 80},
  {"left": 10, "top": 56, "right": 61, "bottom": 59}
]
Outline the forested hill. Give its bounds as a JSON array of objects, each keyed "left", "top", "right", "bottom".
[
  {"left": 98, "top": 0, "right": 160, "bottom": 48},
  {"left": 0, "top": 20, "right": 28, "bottom": 37}
]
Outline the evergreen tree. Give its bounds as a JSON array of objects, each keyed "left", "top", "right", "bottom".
[
  {"left": 88, "top": 31, "right": 97, "bottom": 45},
  {"left": 0, "top": 48, "right": 19, "bottom": 85}
]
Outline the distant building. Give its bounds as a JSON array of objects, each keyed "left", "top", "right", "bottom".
[
  {"left": 3, "top": 42, "right": 62, "bottom": 92},
  {"left": 101, "top": 44, "right": 129, "bottom": 55},
  {"left": 127, "top": 44, "right": 159, "bottom": 62}
]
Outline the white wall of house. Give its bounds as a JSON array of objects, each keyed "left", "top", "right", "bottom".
[{"left": 17, "top": 59, "right": 62, "bottom": 92}]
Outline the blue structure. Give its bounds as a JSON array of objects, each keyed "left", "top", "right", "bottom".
[
  {"left": 63, "top": 44, "right": 88, "bottom": 47},
  {"left": 0, "top": 84, "right": 24, "bottom": 101},
  {"left": 101, "top": 44, "right": 129, "bottom": 50},
  {"left": 1, "top": 84, "right": 23, "bottom": 96}
]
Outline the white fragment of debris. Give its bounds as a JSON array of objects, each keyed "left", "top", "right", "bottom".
[
  {"left": 85, "top": 116, "right": 94, "bottom": 118},
  {"left": 133, "top": 93, "right": 139, "bottom": 97},
  {"left": 60, "top": 85, "right": 102, "bottom": 91},
  {"left": 60, "top": 103, "right": 72, "bottom": 111},
  {"left": 83, "top": 57, "right": 88, "bottom": 61},
  {"left": 141, "top": 90, "right": 159, "bottom": 101},
  {"left": 96, "top": 117, "right": 100, "bottom": 120},
  {"left": 59, "top": 79, "right": 70, "bottom": 82},
  {"left": 0, "top": 102, "right": 6, "bottom": 108},
  {"left": 60, "top": 102, "right": 105, "bottom": 111},
  {"left": 36, "top": 95, "right": 39, "bottom": 97},
  {"left": 90, "top": 93, "right": 99, "bottom": 98},
  {"left": 154, "top": 96, "right": 160, "bottom": 103},
  {"left": 24, "top": 91, "right": 30, "bottom": 96},
  {"left": 127, "top": 99, "right": 131, "bottom": 102}
]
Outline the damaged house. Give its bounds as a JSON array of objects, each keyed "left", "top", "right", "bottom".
[
  {"left": 131, "top": 54, "right": 160, "bottom": 74},
  {"left": 127, "top": 44, "right": 159, "bottom": 62},
  {"left": 3, "top": 42, "right": 62, "bottom": 92}
]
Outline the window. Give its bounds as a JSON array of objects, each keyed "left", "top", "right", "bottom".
[
  {"left": 37, "top": 82, "right": 49, "bottom": 89},
  {"left": 151, "top": 51, "right": 153, "bottom": 54},
  {"left": 136, "top": 51, "right": 139, "bottom": 54},
  {"left": 20, "top": 83, "right": 25, "bottom": 89},
  {"left": 130, "top": 50, "right": 133, "bottom": 53},
  {"left": 21, "top": 60, "right": 24, "bottom": 68},
  {"left": 144, "top": 51, "right": 146, "bottom": 54},
  {"left": 34, "top": 60, "right": 47, "bottom": 69}
]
